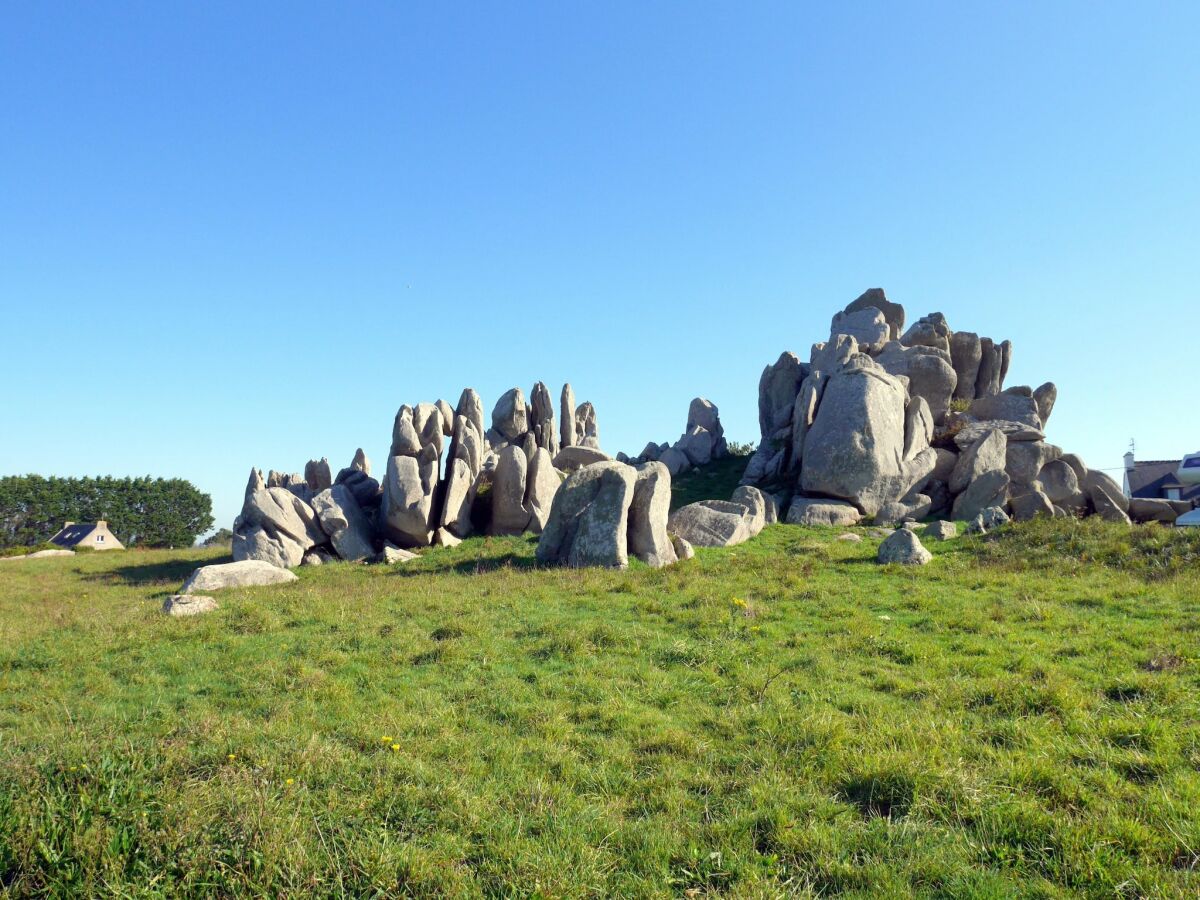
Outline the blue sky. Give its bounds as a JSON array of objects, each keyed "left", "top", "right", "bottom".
[{"left": 2, "top": 2, "right": 1197, "bottom": 535}]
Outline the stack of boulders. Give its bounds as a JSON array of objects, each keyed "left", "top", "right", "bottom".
[
  {"left": 744, "top": 288, "right": 1187, "bottom": 528},
  {"left": 231, "top": 383, "right": 612, "bottom": 569},
  {"left": 618, "top": 397, "right": 729, "bottom": 476}
]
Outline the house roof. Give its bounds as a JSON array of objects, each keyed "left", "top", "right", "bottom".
[
  {"left": 50, "top": 523, "right": 100, "bottom": 547},
  {"left": 1127, "top": 460, "right": 1200, "bottom": 502}
]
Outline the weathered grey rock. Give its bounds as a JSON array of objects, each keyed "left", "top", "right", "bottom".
[
  {"left": 926, "top": 520, "right": 957, "bottom": 541},
  {"left": 575, "top": 401, "right": 600, "bottom": 449},
  {"left": 924, "top": 479, "right": 952, "bottom": 517},
  {"left": 732, "top": 485, "right": 776, "bottom": 530},
  {"left": 525, "top": 447, "right": 560, "bottom": 534},
  {"left": 434, "top": 527, "right": 462, "bottom": 547},
  {"left": 559, "top": 383, "right": 576, "bottom": 450},
  {"left": 381, "top": 454, "right": 437, "bottom": 548},
  {"left": 676, "top": 426, "right": 715, "bottom": 467},
  {"left": 965, "top": 506, "right": 1010, "bottom": 535},
  {"left": 440, "top": 458, "right": 475, "bottom": 537},
  {"left": 1058, "top": 453, "right": 1089, "bottom": 482},
  {"left": 974, "top": 338, "right": 1000, "bottom": 398},
  {"left": 837, "top": 533, "right": 862, "bottom": 543},
  {"left": 758, "top": 351, "right": 807, "bottom": 441},
  {"left": 1033, "top": 382, "right": 1057, "bottom": 428},
  {"left": 950, "top": 332, "right": 982, "bottom": 401},
  {"left": 999, "top": 341, "right": 1013, "bottom": 389},
  {"left": 671, "top": 534, "right": 695, "bottom": 560},
  {"left": 0, "top": 548, "right": 76, "bottom": 560},
  {"left": 1084, "top": 471, "right": 1131, "bottom": 524},
  {"left": 640, "top": 441, "right": 662, "bottom": 461},
  {"left": 553, "top": 445, "right": 612, "bottom": 472},
  {"left": 1010, "top": 488, "right": 1054, "bottom": 522},
  {"left": 304, "top": 458, "right": 332, "bottom": 492},
  {"left": 830, "top": 307, "right": 889, "bottom": 352},
  {"left": 931, "top": 447, "right": 958, "bottom": 483},
  {"left": 302, "top": 547, "right": 336, "bottom": 566},
  {"left": 877, "top": 529, "right": 932, "bottom": 565},
  {"left": 873, "top": 501, "right": 910, "bottom": 528},
  {"left": 952, "top": 470, "right": 1011, "bottom": 521},
  {"left": 789, "top": 375, "right": 824, "bottom": 469},
  {"left": 904, "top": 396, "right": 936, "bottom": 461},
  {"left": 529, "top": 382, "right": 558, "bottom": 455},
  {"left": 492, "top": 388, "right": 528, "bottom": 442},
  {"left": 800, "top": 364, "right": 936, "bottom": 517},
  {"left": 490, "top": 445, "right": 531, "bottom": 535},
  {"left": 180, "top": 559, "right": 298, "bottom": 594},
  {"left": 687, "top": 398, "right": 723, "bottom": 438},
  {"left": 1036, "top": 459, "right": 1087, "bottom": 515},
  {"left": 232, "top": 522, "right": 306, "bottom": 569},
  {"left": 1128, "top": 497, "right": 1184, "bottom": 524},
  {"left": 627, "top": 462, "right": 677, "bottom": 567},
  {"left": 658, "top": 446, "right": 691, "bottom": 477},
  {"left": 845, "top": 288, "right": 905, "bottom": 340},
  {"left": 457, "top": 388, "right": 486, "bottom": 442},
  {"left": 1083, "top": 469, "right": 1130, "bottom": 514},
  {"left": 266, "top": 470, "right": 285, "bottom": 488},
  {"left": 950, "top": 428, "right": 1008, "bottom": 494},
  {"left": 968, "top": 390, "right": 1042, "bottom": 431},
  {"left": 952, "top": 419, "right": 1045, "bottom": 448},
  {"left": 390, "top": 405, "right": 422, "bottom": 456},
  {"left": 875, "top": 342, "right": 958, "bottom": 423},
  {"left": 536, "top": 462, "right": 636, "bottom": 568},
  {"left": 668, "top": 500, "right": 754, "bottom": 548},
  {"left": 1005, "top": 441, "right": 1058, "bottom": 487},
  {"left": 785, "top": 497, "right": 863, "bottom": 527},
  {"left": 351, "top": 448, "right": 371, "bottom": 477},
  {"left": 435, "top": 399, "right": 455, "bottom": 436},
  {"left": 377, "top": 544, "right": 419, "bottom": 564},
  {"left": 311, "top": 484, "right": 375, "bottom": 562},
  {"left": 900, "top": 312, "right": 951, "bottom": 355},
  {"left": 334, "top": 467, "right": 382, "bottom": 511},
  {"left": 163, "top": 594, "right": 218, "bottom": 616}
]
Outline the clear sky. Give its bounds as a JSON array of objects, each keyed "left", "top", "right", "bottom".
[{"left": 2, "top": 2, "right": 1198, "bottom": 535}]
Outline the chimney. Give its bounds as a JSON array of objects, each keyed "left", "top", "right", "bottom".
[
  {"left": 64, "top": 521, "right": 74, "bottom": 529},
  {"left": 1123, "top": 451, "right": 1135, "bottom": 475},
  {"left": 96, "top": 520, "right": 107, "bottom": 528}
]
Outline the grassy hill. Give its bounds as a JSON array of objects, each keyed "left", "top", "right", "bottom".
[{"left": 1, "top": 519, "right": 1199, "bottom": 897}]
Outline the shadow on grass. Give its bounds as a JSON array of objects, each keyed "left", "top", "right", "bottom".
[
  {"left": 390, "top": 551, "right": 539, "bottom": 578},
  {"left": 84, "top": 554, "right": 233, "bottom": 587}
]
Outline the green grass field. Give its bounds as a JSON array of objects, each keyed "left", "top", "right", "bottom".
[{"left": 1, "top": 518, "right": 1199, "bottom": 897}]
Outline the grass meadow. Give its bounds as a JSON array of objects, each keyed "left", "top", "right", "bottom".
[{"left": 1, "top": 517, "right": 1199, "bottom": 897}]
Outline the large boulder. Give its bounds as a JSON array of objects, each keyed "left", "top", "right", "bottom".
[
  {"left": 949, "top": 428, "right": 1007, "bottom": 494},
  {"left": 732, "top": 485, "right": 777, "bottom": 530},
  {"left": 1033, "top": 382, "right": 1057, "bottom": 428},
  {"left": 554, "top": 445, "right": 612, "bottom": 472},
  {"left": 900, "top": 312, "right": 951, "bottom": 355},
  {"left": 559, "top": 383, "right": 576, "bottom": 450},
  {"left": 844, "top": 288, "right": 905, "bottom": 340},
  {"left": 304, "top": 458, "right": 332, "bottom": 492},
  {"left": 1038, "top": 459, "right": 1087, "bottom": 516},
  {"left": 949, "top": 332, "right": 982, "bottom": 401},
  {"left": 952, "top": 419, "right": 1045, "bottom": 448},
  {"left": 878, "top": 529, "right": 933, "bottom": 565},
  {"left": 536, "top": 462, "right": 636, "bottom": 568},
  {"left": 233, "top": 485, "right": 327, "bottom": 568},
  {"left": 687, "top": 398, "right": 724, "bottom": 441},
  {"left": 627, "top": 462, "right": 677, "bottom": 567},
  {"left": 529, "top": 381, "right": 558, "bottom": 455},
  {"left": 1006, "top": 441, "right": 1058, "bottom": 487},
  {"left": 232, "top": 523, "right": 306, "bottom": 569},
  {"left": 457, "top": 388, "right": 486, "bottom": 442},
  {"left": 311, "top": 485, "right": 375, "bottom": 561},
  {"left": 1010, "top": 487, "right": 1055, "bottom": 522},
  {"left": 1128, "top": 497, "right": 1185, "bottom": 524},
  {"left": 952, "top": 470, "right": 1011, "bottom": 521},
  {"left": 492, "top": 388, "right": 528, "bottom": 442},
  {"left": 786, "top": 497, "right": 863, "bottom": 527},
  {"left": 676, "top": 426, "right": 715, "bottom": 467},
  {"left": 162, "top": 594, "right": 218, "bottom": 616},
  {"left": 668, "top": 500, "right": 754, "bottom": 548},
  {"left": 1083, "top": 470, "right": 1131, "bottom": 524},
  {"left": 968, "top": 389, "right": 1042, "bottom": 431},
  {"left": 435, "top": 399, "right": 456, "bottom": 436},
  {"left": 658, "top": 446, "right": 691, "bottom": 477},
  {"left": 830, "top": 307, "right": 889, "bottom": 352},
  {"left": 490, "top": 445, "right": 532, "bottom": 535},
  {"left": 874, "top": 342, "right": 958, "bottom": 423},
  {"left": 800, "top": 361, "right": 936, "bottom": 518},
  {"left": 381, "top": 454, "right": 438, "bottom": 548},
  {"left": 525, "top": 447, "right": 561, "bottom": 534},
  {"left": 575, "top": 401, "right": 600, "bottom": 449},
  {"left": 180, "top": 559, "right": 298, "bottom": 594}
]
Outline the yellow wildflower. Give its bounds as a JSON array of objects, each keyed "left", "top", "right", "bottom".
[
  {"left": 391, "top": 744, "right": 400, "bottom": 751},
  {"left": 286, "top": 778, "right": 294, "bottom": 785}
]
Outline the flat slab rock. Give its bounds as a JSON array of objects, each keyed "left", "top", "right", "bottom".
[
  {"left": 162, "top": 594, "right": 218, "bottom": 616},
  {"left": 180, "top": 560, "right": 299, "bottom": 594},
  {"left": 0, "top": 549, "right": 75, "bottom": 561}
]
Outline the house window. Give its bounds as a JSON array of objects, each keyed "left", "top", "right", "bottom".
[
  {"left": 1167, "top": 488, "right": 1182, "bottom": 502},
  {"left": 96, "top": 534, "right": 105, "bottom": 543}
]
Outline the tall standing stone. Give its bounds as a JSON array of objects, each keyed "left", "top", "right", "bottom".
[
  {"left": 949, "top": 332, "right": 982, "bottom": 401},
  {"left": 529, "top": 381, "right": 558, "bottom": 455},
  {"left": 536, "top": 462, "right": 636, "bottom": 569},
  {"left": 627, "top": 462, "right": 677, "bottom": 568},
  {"left": 560, "top": 383, "right": 576, "bottom": 450}
]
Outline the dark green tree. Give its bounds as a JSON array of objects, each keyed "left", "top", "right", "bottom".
[{"left": 0, "top": 475, "right": 214, "bottom": 548}]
